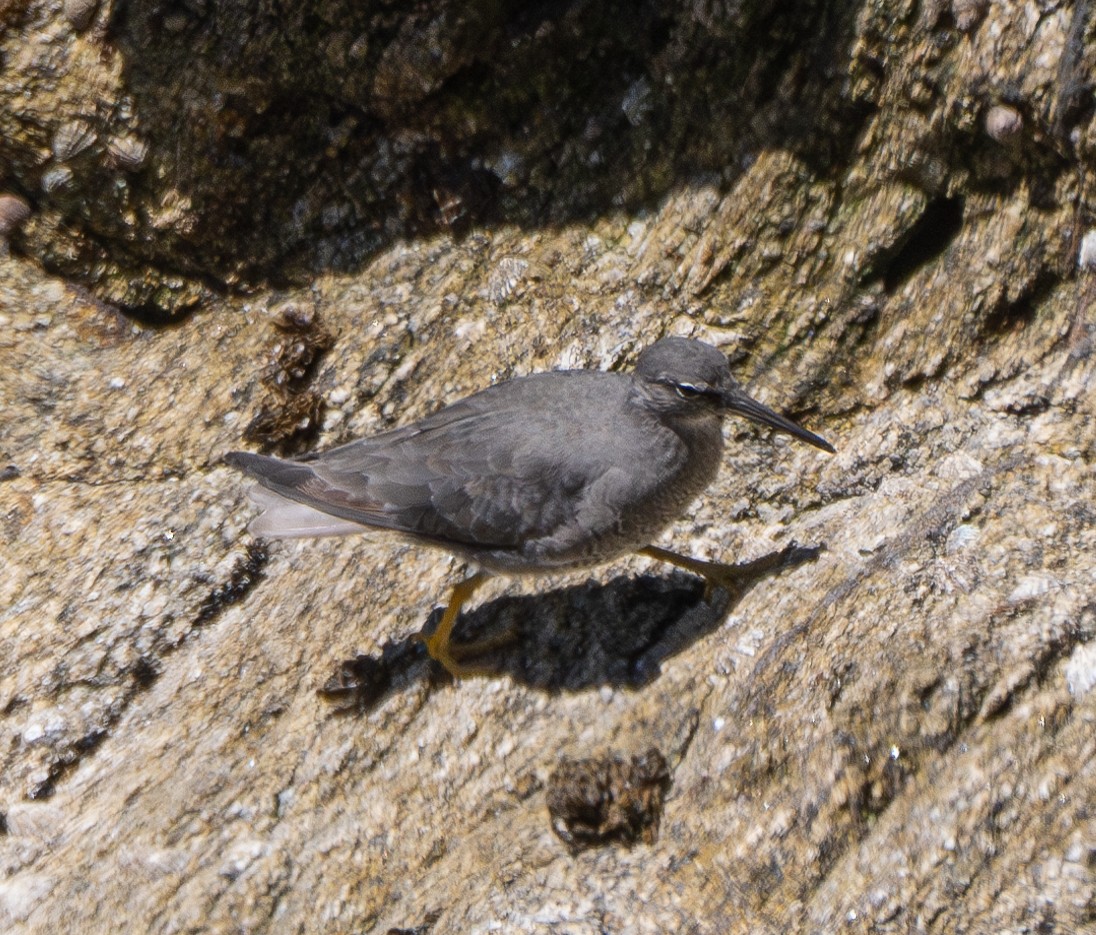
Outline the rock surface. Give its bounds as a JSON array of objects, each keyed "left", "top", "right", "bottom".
[{"left": 2, "top": 1, "right": 1095, "bottom": 933}]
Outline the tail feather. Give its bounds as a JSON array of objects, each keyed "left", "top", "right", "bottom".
[
  {"left": 224, "top": 450, "right": 369, "bottom": 539},
  {"left": 223, "top": 451, "right": 316, "bottom": 488},
  {"left": 246, "top": 487, "right": 368, "bottom": 539}
]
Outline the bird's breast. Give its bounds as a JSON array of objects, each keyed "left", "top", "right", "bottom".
[
  {"left": 532, "top": 413, "right": 725, "bottom": 569},
  {"left": 623, "top": 415, "right": 724, "bottom": 535}
]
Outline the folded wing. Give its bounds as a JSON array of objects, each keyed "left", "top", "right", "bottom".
[{"left": 224, "top": 374, "right": 629, "bottom": 552}]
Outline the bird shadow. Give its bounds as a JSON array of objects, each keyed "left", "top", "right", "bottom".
[{"left": 318, "top": 543, "right": 822, "bottom": 714}]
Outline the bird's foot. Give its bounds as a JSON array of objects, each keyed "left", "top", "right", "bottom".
[
  {"left": 415, "top": 571, "right": 500, "bottom": 679},
  {"left": 640, "top": 542, "right": 824, "bottom": 602},
  {"left": 420, "top": 625, "right": 517, "bottom": 679},
  {"left": 639, "top": 545, "right": 746, "bottom": 601},
  {"left": 698, "top": 564, "right": 746, "bottom": 602}
]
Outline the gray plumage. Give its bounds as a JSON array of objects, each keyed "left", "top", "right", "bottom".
[
  {"left": 225, "top": 337, "right": 833, "bottom": 677},
  {"left": 225, "top": 337, "right": 832, "bottom": 574}
]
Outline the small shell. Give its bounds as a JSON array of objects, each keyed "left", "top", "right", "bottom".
[
  {"left": 621, "top": 77, "right": 653, "bottom": 127},
  {"left": 41, "top": 165, "right": 74, "bottom": 193},
  {"left": 51, "top": 119, "right": 97, "bottom": 161},
  {"left": 951, "top": 0, "right": 987, "bottom": 32},
  {"left": 63, "top": 0, "right": 99, "bottom": 31},
  {"left": 0, "top": 194, "right": 31, "bottom": 237},
  {"left": 984, "top": 104, "right": 1022, "bottom": 144},
  {"left": 107, "top": 134, "right": 149, "bottom": 171}
]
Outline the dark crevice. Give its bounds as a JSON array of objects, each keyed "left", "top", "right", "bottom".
[
  {"left": 1054, "top": 0, "right": 1095, "bottom": 139},
  {"left": 194, "top": 542, "right": 270, "bottom": 625},
  {"left": 879, "top": 196, "right": 965, "bottom": 293},
  {"left": 28, "top": 729, "right": 108, "bottom": 800},
  {"left": 982, "top": 269, "right": 1058, "bottom": 338},
  {"left": 130, "top": 655, "right": 162, "bottom": 690},
  {"left": 3, "top": 695, "right": 29, "bottom": 715}
]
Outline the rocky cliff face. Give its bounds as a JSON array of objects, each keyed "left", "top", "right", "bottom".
[{"left": 2, "top": 1, "right": 1094, "bottom": 932}]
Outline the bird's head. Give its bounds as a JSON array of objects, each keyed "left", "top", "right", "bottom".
[{"left": 632, "top": 336, "right": 835, "bottom": 453}]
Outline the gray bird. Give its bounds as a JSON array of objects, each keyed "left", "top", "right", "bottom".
[{"left": 225, "top": 336, "right": 834, "bottom": 677}]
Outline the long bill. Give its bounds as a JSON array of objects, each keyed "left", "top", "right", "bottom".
[{"left": 721, "top": 387, "right": 836, "bottom": 454}]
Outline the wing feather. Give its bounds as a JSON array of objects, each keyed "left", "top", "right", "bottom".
[{"left": 225, "top": 372, "right": 636, "bottom": 552}]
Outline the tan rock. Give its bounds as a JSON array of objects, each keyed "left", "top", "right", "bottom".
[{"left": 1, "top": 1, "right": 1094, "bottom": 933}]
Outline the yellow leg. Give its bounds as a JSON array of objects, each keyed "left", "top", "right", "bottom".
[
  {"left": 639, "top": 544, "right": 803, "bottom": 600},
  {"left": 420, "top": 572, "right": 505, "bottom": 678}
]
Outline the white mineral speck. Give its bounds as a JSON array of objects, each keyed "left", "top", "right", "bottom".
[
  {"left": 945, "top": 523, "right": 979, "bottom": 554},
  {"left": 454, "top": 317, "right": 486, "bottom": 341},
  {"left": 1007, "top": 574, "right": 1055, "bottom": 605},
  {"left": 1078, "top": 230, "right": 1096, "bottom": 270},
  {"left": 1064, "top": 642, "right": 1096, "bottom": 697}
]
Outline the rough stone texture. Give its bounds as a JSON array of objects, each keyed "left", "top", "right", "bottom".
[
  {"left": 1, "top": 0, "right": 861, "bottom": 318},
  {"left": 2, "top": 1, "right": 1096, "bottom": 933}
]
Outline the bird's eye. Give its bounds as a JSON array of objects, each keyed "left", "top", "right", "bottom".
[{"left": 674, "top": 383, "right": 703, "bottom": 400}]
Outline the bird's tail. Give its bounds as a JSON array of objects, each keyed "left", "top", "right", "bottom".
[{"left": 223, "top": 451, "right": 368, "bottom": 539}]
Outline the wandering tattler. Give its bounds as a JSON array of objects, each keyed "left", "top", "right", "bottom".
[{"left": 225, "top": 337, "right": 834, "bottom": 677}]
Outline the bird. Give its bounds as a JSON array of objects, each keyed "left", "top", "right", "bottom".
[{"left": 224, "top": 336, "right": 834, "bottom": 678}]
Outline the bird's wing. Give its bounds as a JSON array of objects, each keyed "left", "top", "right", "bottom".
[{"left": 226, "top": 374, "right": 631, "bottom": 551}]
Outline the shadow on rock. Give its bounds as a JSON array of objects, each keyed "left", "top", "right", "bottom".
[
  {"left": 320, "top": 543, "right": 821, "bottom": 713},
  {"left": 9, "top": 1, "right": 866, "bottom": 318}
]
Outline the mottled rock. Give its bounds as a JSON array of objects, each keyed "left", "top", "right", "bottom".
[
  {"left": 1, "top": 1, "right": 1094, "bottom": 933},
  {"left": 951, "top": 0, "right": 987, "bottom": 32}
]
